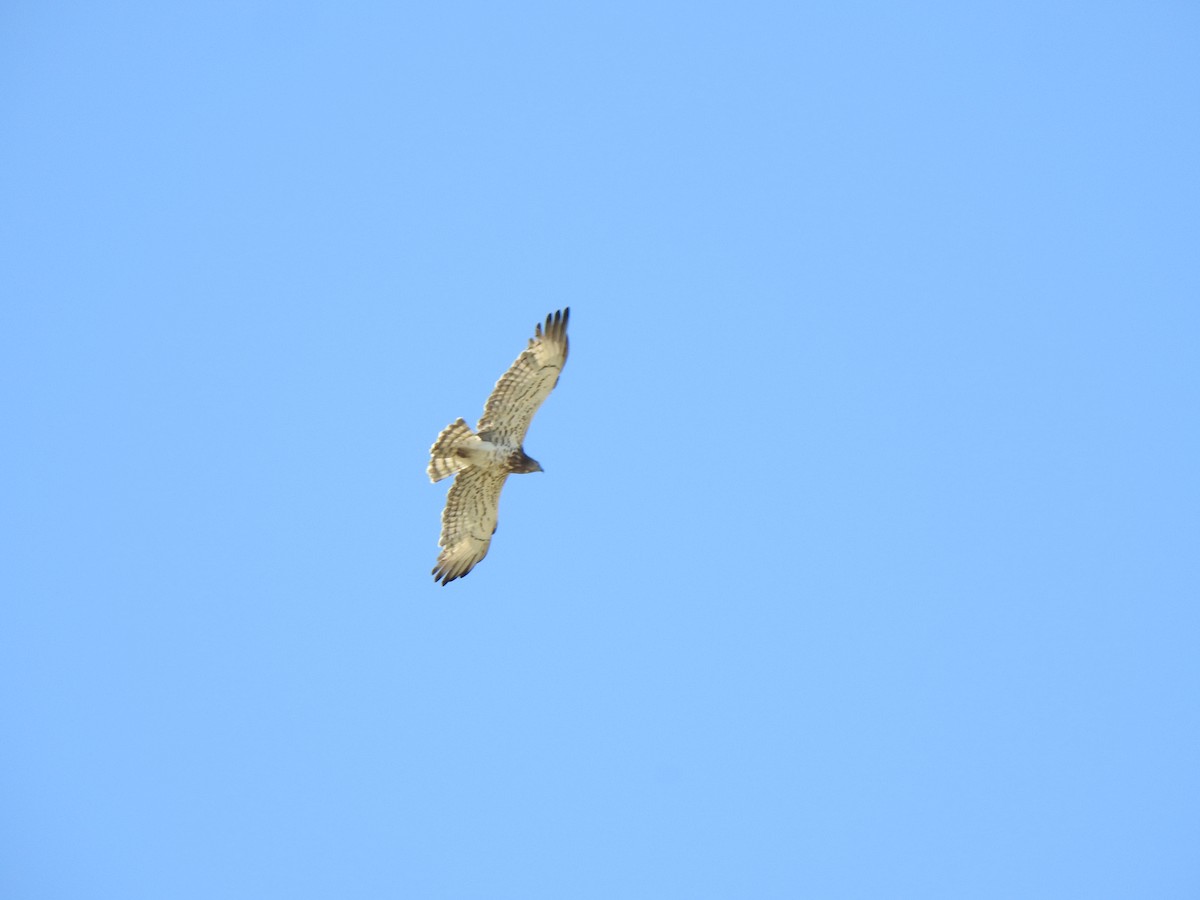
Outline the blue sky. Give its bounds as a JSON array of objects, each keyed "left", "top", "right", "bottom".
[{"left": 2, "top": 2, "right": 1198, "bottom": 898}]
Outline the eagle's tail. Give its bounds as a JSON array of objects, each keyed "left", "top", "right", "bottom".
[{"left": 428, "top": 418, "right": 475, "bottom": 482}]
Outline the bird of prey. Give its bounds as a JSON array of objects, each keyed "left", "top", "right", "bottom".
[{"left": 427, "top": 308, "right": 570, "bottom": 585}]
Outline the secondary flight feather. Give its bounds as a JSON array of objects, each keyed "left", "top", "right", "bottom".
[{"left": 427, "top": 308, "right": 569, "bottom": 585}]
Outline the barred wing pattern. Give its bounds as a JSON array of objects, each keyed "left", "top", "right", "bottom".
[
  {"left": 476, "top": 308, "right": 569, "bottom": 443},
  {"left": 432, "top": 467, "right": 508, "bottom": 585},
  {"left": 428, "top": 308, "right": 570, "bottom": 585}
]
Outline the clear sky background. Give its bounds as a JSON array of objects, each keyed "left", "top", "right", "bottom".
[{"left": 2, "top": 2, "right": 1198, "bottom": 898}]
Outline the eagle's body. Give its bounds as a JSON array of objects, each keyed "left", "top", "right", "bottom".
[{"left": 427, "top": 308, "right": 569, "bottom": 585}]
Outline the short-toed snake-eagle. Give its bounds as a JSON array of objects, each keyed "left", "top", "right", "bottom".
[{"left": 427, "top": 308, "right": 569, "bottom": 585}]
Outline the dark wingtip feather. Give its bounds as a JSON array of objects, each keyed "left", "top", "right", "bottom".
[
  {"left": 541, "top": 307, "right": 569, "bottom": 342},
  {"left": 432, "top": 561, "right": 473, "bottom": 585}
]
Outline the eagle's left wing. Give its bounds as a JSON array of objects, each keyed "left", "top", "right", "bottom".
[
  {"left": 432, "top": 465, "right": 509, "bottom": 585},
  {"left": 476, "top": 308, "right": 569, "bottom": 444}
]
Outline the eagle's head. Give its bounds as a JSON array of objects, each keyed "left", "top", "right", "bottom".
[{"left": 510, "top": 450, "right": 543, "bottom": 474}]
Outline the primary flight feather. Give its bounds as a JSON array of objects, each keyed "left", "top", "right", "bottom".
[{"left": 427, "top": 308, "right": 570, "bottom": 585}]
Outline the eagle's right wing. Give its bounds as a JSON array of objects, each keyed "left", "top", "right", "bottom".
[
  {"left": 476, "top": 308, "right": 569, "bottom": 444},
  {"left": 432, "top": 465, "right": 509, "bottom": 585}
]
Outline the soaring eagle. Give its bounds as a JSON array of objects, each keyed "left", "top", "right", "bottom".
[{"left": 427, "top": 308, "right": 570, "bottom": 585}]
